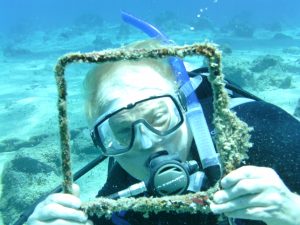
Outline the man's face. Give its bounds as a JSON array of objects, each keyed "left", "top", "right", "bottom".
[{"left": 99, "top": 64, "right": 192, "bottom": 181}]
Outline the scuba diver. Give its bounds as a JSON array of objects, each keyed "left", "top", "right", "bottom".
[{"left": 27, "top": 12, "right": 300, "bottom": 225}]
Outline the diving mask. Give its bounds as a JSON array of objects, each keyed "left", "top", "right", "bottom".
[{"left": 91, "top": 94, "right": 184, "bottom": 156}]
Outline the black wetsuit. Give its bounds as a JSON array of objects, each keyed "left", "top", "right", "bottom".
[{"left": 89, "top": 74, "right": 300, "bottom": 225}]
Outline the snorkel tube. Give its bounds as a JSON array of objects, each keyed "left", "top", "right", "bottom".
[{"left": 121, "top": 11, "right": 222, "bottom": 186}]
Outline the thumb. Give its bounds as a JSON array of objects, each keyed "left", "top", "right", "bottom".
[{"left": 72, "top": 183, "right": 80, "bottom": 197}]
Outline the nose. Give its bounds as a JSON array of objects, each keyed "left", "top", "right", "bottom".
[{"left": 134, "top": 124, "right": 161, "bottom": 150}]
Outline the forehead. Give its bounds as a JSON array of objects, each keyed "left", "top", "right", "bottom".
[{"left": 100, "top": 64, "right": 175, "bottom": 111}]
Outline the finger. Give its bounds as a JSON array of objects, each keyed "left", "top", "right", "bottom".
[
  {"left": 86, "top": 220, "right": 94, "bottom": 225},
  {"left": 221, "top": 166, "right": 275, "bottom": 189},
  {"left": 29, "top": 220, "right": 93, "bottom": 225},
  {"left": 37, "top": 219, "right": 91, "bottom": 225},
  {"left": 43, "top": 193, "right": 82, "bottom": 209},
  {"left": 224, "top": 205, "right": 278, "bottom": 221},
  {"left": 38, "top": 203, "right": 88, "bottom": 222},
  {"left": 72, "top": 183, "right": 80, "bottom": 198},
  {"left": 214, "top": 178, "right": 270, "bottom": 203},
  {"left": 210, "top": 193, "right": 271, "bottom": 214}
]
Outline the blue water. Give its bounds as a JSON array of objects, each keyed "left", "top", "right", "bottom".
[
  {"left": 1, "top": 0, "right": 299, "bottom": 33},
  {"left": 0, "top": 1, "right": 300, "bottom": 225}
]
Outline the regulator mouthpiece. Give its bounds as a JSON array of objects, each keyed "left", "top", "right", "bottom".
[{"left": 147, "top": 151, "right": 198, "bottom": 196}]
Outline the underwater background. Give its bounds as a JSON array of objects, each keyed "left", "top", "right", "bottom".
[{"left": 0, "top": 0, "right": 300, "bottom": 224}]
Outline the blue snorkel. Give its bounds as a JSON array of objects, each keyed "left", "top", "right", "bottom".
[{"left": 121, "top": 12, "right": 222, "bottom": 186}]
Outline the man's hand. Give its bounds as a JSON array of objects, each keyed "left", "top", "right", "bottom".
[
  {"left": 27, "top": 184, "right": 93, "bottom": 225},
  {"left": 210, "top": 166, "right": 300, "bottom": 225}
]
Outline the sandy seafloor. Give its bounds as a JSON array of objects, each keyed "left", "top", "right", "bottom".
[{"left": 0, "top": 18, "right": 300, "bottom": 225}]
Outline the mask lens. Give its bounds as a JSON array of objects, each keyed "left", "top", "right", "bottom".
[
  {"left": 94, "top": 95, "right": 183, "bottom": 155},
  {"left": 141, "top": 97, "right": 181, "bottom": 132},
  {"left": 97, "top": 118, "right": 133, "bottom": 155}
]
